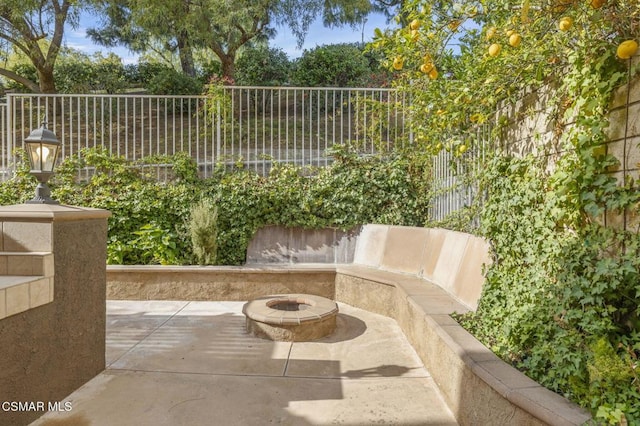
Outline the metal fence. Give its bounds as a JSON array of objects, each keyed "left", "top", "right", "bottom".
[
  {"left": 1, "top": 87, "right": 487, "bottom": 225},
  {"left": 429, "top": 125, "right": 490, "bottom": 224},
  {"left": 0, "top": 87, "right": 410, "bottom": 180}
]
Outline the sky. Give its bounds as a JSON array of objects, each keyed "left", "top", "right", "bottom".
[{"left": 63, "top": 12, "right": 392, "bottom": 65}]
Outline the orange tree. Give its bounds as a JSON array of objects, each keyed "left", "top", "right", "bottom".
[
  {"left": 372, "top": 0, "right": 638, "bottom": 156},
  {"left": 372, "top": 0, "right": 640, "bottom": 423}
]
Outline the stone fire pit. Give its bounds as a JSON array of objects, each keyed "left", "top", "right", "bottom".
[{"left": 242, "top": 294, "right": 338, "bottom": 342}]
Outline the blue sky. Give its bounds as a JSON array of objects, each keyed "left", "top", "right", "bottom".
[{"left": 63, "top": 12, "right": 392, "bottom": 64}]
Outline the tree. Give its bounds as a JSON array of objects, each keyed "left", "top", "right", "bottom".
[
  {"left": 0, "top": 0, "right": 81, "bottom": 93},
  {"left": 88, "top": 0, "right": 376, "bottom": 79},
  {"left": 88, "top": 0, "right": 196, "bottom": 77}
]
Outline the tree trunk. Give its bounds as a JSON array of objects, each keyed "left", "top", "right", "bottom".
[
  {"left": 220, "top": 55, "right": 235, "bottom": 80},
  {"left": 38, "top": 69, "right": 57, "bottom": 94},
  {"left": 177, "top": 31, "right": 196, "bottom": 77}
]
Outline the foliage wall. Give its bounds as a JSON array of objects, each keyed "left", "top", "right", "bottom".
[
  {"left": 0, "top": 147, "right": 429, "bottom": 266},
  {"left": 374, "top": 0, "right": 640, "bottom": 422}
]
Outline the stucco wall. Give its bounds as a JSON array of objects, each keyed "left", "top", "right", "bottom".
[
  {"left": 497, "top": 52, "right": 640, "bottom": 230},
  {"left": 246, "top": 225, "right": 361, "bottom": 264},
  {"left": 0, "top": 209, "right": 109, "bottom": 426}
]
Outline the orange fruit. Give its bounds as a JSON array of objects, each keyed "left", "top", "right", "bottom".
[
  {"left": 392, "top": 56, "right": 404, "bottom": 70},
  {"left": 590, "top": 0, "right": 605, "bottom": 8},
  {"left": 486, "top": 26, "right": 497, "bottom": 40},
  {"left": 488, "top": 43, "right": 502, "bottom": 57},
  {"left": 558, "top": 17, "right": 573, "bottom": 31},
  {"left": 506, "top": 29, "right": 515, "bottom": 37},
  {"left": 428, "top": 67, "right": 438, "bottom": 80},
  {"left": 509, "top": 33, "right": 522, "bottom": 47},
  {"left": 420, "top": 62, "right": 434, "bottom": 74},
  {"left": 617, "top": 40, "right": 638, "bottom": 60},
  {"left": 409, "top": 19, "right": 421, "bottom": 30}
]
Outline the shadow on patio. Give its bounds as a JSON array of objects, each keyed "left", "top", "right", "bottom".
[{"left": 32, "top": 301, "right": 458, "bottom": 426}]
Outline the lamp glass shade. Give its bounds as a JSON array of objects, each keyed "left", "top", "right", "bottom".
[
  {"left": 24, "top": 123, "right": 60, "bottom": 174},
  {"left": 27, "top": 142, "right": 59, "bottom": 173}
]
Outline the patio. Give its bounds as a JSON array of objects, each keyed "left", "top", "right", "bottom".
[{"left": 31, "top": 300, "right": 458, "bottom": 425}]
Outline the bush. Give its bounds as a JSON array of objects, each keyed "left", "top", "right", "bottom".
[
  {"left": 235, "top": 46, "right": 291, "bottom": 86},
  {"left": 124, "top": 62, "right": 171, "bottom": 87},
  {"left": 208, "top": 146, "right": 429, "bottom": 264},
  {"left": 188, "top": 199, "right": 218, "bottom": 265},
  {"left": 456, "top": 155, "right": 640, "bottom": 423},
  {"left": 91, "top": 53, "right": 127, "bottom": 94},
  {"left": 146, "top": 68, "right": 203, "bottom": 95},
  {"left": 50, "top": 148, "right": 202, "bottom": 265},
  {"left": 54, "top": 52, "right": 126, "bottom": 94},
  {"left": 291, "top": 43, "right": 373, "bottom": 87},
  {"left": 54, "top": 58, "right": 94, "bottom": 93}
]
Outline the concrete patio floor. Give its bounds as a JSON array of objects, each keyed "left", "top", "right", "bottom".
[{"left": 32, "top": 300, "right": 458, "bottom": 426}]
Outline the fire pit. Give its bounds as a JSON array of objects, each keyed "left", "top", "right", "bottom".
[{"left": 242, "top": 294, "right": 339, "bottom": 342}]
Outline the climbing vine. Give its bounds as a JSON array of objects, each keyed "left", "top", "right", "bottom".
[{"left": 374, "top": 0, "right": 639, "bottom": 422}]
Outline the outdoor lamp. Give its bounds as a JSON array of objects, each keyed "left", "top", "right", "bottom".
[{"left": 24, "top": 122, "right": 61, "bottom": 204}]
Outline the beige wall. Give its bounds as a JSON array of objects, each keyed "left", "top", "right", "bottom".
[{"left": 497, "top": 53, "right": 640, "bottom": 231}]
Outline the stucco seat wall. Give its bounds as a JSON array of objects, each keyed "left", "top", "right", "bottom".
[
  {"left": 334, "top": 224, "right": 590, "bottom": 426},
  {"left": 107, "top": 265, "right": 336, "bottom": 301}
]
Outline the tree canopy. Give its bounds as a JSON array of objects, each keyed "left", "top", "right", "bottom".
[
  {"left": 0, "top": 0, "right": 83, "bottom": 93},
  {"left": 87, "top": 0, "right": 378, "bottom": 79},
  {"left": 0, "top": 0, "right": 396, "bottom": 92}
]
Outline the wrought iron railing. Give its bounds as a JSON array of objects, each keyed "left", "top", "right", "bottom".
[{"left": 1, "top": 87, "right": 410, "bottom": 180}]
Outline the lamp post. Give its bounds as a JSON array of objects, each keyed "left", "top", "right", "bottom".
[{"left": 24, "top": 122, "right": 61, "bottom": 205}]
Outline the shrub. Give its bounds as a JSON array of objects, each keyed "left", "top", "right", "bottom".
[
  {"left": 146, "top": 68, "right": 203, "bottom": 95},
  {"left": 188, "top": 199, "right": 218, "bottom": 265},
  {"left": 0, "top": 148, "right": 429, "bottom": 266},
  {"left": 291, "top": 43, "right": 373, "bottom": 87},
  {"left": 235, "top": 46, "right": 291, "bottom": 86},
  {"left": 125, "top": 62, "right": 172, "bottom": 87},
  {"left": 208, "top": 146, "right": 429, "bottom": 264},
  {"left": 91, "top": 53, "right": 127, "bottom": 94},
  {"left": 456, "top": 155, "right": 640, "bottom": 423},
  {"left": 50, "top": 149, "right": 202, "bottom": 265},
  {"left": 54, "top": 52, "right": 126, "bottom": 94}
]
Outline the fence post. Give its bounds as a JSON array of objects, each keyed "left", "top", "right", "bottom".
[
  {"left": 216, "top": 96, "right": 221, "bottom": 175},
  {"left": 2, "top": 94, "right": 15, "bottom": 180}
]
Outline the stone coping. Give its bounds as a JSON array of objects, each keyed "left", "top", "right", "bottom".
[
  {"left": 0, "top": 275, "right": 54, "bottom": 320},
  {"left": 0, "top": 203, "right": 111, "bottom": 221},
  {"left": 107, "top": 264, "right": 336, "bottom": 274}
]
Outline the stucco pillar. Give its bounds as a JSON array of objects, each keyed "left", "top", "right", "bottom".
[{"left": 0, "top": 204, "right": 110, "bottom": 426}]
